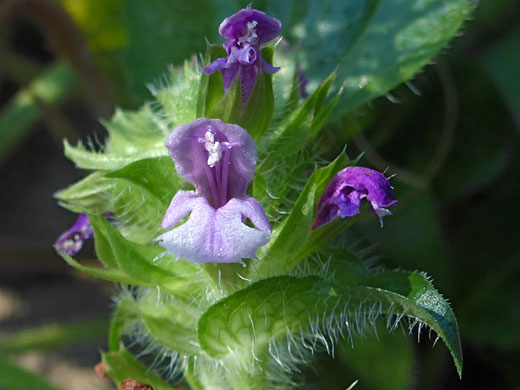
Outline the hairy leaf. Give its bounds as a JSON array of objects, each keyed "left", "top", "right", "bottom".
[{"left": 198, "top": 272, "right": 462, "bottom": 375}]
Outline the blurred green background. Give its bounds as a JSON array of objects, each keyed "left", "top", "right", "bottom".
[{"left": 0, "top": 0, "right": 518, "bottom": 389}]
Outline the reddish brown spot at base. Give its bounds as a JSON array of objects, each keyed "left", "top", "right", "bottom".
[
  {"left": 94, "top": 362, "right": 108, "bottom": 379},
  {"left": 120, "top": 379, "right": 153, "bottom": 390}
]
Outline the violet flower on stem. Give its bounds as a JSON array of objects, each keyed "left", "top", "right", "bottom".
[
  {"left": 54, "top": 213, "right": 93, "bottom": 256},
  {"left": 313, "top": 167, "right": 397, "bottom": 229},
  {"left": 156, "top": 118, "right": 271, "bottom": 264},
  {"left": 203, "top": 8, "right": 281, "bottom": 104}
]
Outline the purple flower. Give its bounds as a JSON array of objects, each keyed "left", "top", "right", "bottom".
[
  {"left": 312, "top": 167, "right": 397, "bottom": 229},
  {"left": 54, "top": 213, "right": 93, "bottom": 256},
  {"left": 203, "top": 8, "right": 281, "bottom": 104},
  {"left": 156, "top": 118, "right": 271, "bottom": 264}
]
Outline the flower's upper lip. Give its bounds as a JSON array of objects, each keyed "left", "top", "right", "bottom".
[
  {"left": 165, "top": 118, "right": 257, "bottom": 208},
  {"left": 218, "top": 9, "right": 281, "bottom": 44}
]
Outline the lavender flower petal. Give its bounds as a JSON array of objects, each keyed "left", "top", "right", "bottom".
[
  {"left": 203, "top": 57, "right": 227, "bottom": 74},
  {"left": 261, "top": 59, "right": 280, "bottom": 74},
  {"left": 313, "top": 167, "right": 397, "bottom": 229},
  {"left": 219, "top": 9, "right": 281, "bottom": 44},
  {"left": 54, "top": 213, "right": 93, "bottom": 256},
  {"left": 165, "top": 118, "right": 256, "bottom": 207},
  {"left": 157, "top": 195, "right": 271, "bottom": 264}
]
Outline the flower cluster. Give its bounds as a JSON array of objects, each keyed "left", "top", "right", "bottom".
[{"left": 55, "top": 9, "right": 396, "bottom": 266}]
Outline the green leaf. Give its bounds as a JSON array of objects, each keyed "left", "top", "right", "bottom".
[
  {"left": 198, "top": 272, "right": 462, "bottom": 376},
  {"left": 104, "top": 106, "right": 168, "bottom": 155},
  {"left": 64, "top": 106, "right": 169, "bottom": 171},
  {"left": 260, "top": 71, "right": 336, "bottom": 159},
  {"left": 54, "top": 172, "right": 115, "bottom": 214},
  {"left": 0, "top": 319, "right": 108, "bottom": 354},
  {"left": 152, "top": 62, "right": 200, "bottom": 127},
  {"left": 208, "top": 76, "right": 243, "bottom": 124},
  {"left": 274, "top": 0, "right": 474, "bottom": 119},
  {"left": 88, "top": 214, "right": 173, "bottom": 284},
  {"left": 102, "top": 348, "right": 173, "bottom": 390},
  {"left": 0, "top": 63, "right": 76, "bottom": 161},
  {"left": 110, "top": 180, "right": 166, "bottom": 243},
  {"left": 108, "top": 299, "right": 140, "bottom": 351},
  {"left": 197, "top": 43, "right": 228, "bottom": 118},
  {"left": 0, "top": 356, "right": 57, "bottom": 390},
  {"left": 58, "top": 250, "right": 139, "bottom": 284},
  {"left": 87, "top": 214, "right": 199, "bottom": 295},
  {"left": 64, "top": 140, "right": 167, "bottom": 171},
  {"left": 140, "top": 313, "right": 200, "bottom": 356},
  {"left": 105, "top": 156, "right": 182, "bottom": 203},
  {"left": 236, "top": 47, "right": 276, "bottom": 140}
]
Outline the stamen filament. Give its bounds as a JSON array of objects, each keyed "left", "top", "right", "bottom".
[{"left": 220, "top": 149, "right": 231, "bottom": 206}]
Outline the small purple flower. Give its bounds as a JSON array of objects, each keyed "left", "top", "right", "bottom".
[
  {"left": 156, "top": 118, "right": 271, "bottom": 264},
  {"left": 54, "top": 213, "right": 93, "bottom": 256},
  {"left": 203, "top": 8, "right": 281, "bottom": 104},
  {"left": 312, "top": 167, "right": 397, "bottom": 229}
]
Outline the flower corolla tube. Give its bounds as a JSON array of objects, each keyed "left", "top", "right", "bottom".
[
  {"left": 203, "top": 8, "right": 281, "bottom": 103},
  {"left": 156, "top": 118, "right": 271, "bottom": 264},
  {"left": 313, "top": 167, "right": 397, "bottom": 229}
]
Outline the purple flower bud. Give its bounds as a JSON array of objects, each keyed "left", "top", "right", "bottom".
[
  {"left": 203, "top": 8, "right": 281, "bottom": 103},
  {"left": 156, "top": 118, "right": 271, "bottom": 264},
  {"left": 54, "top": 213, "right": 93, "bottom": 256},
  {"left": 312, "top": 167, "right": 397, "bottom": 229}
]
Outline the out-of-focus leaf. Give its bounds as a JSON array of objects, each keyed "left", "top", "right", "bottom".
[
  {"left": 0, "top": 319, "right": 107, "bottom": 354},
  {"left": 482, "top": 25, "right": 520, "bottom": 127},
  {"left": 452, "top": 167, "right": 520, "bottom": 349},
  {"left": 276, "top": 0, "right": 474, "bottom": 119},
  {"left": 102, "top": 348, "right": 173, "bottom": 390},
  {"left": 122, "top": 0, "right": 216, "bottom": 101},
  {"left": 363, "top": 191, "right": 453, "bottom": 294},
  {"left": 0, "top": 63, "right": 76, "bottom": 160},
  {"left": 198, "top": 272, "right": 462, "bottom": 375},
  {"left": 338, "top": 323, "right": 414, "bottom": 390},
  {"left": 59, "top": 0, "right": 127, "bottom": 51},
  {"left": 0, "top": 356, "right": 57, "bottom": 390}
]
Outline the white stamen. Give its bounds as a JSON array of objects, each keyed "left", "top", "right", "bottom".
[
  {"left": 239, "top": 20, "right": 259, "bottom": 45},
  {"left": 204, "top": 130, "right": 222, "bottom": 167}
]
